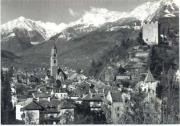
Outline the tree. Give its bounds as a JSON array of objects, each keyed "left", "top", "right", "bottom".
[
  {"left": 25, "top": 112, "right": 34, "bottom": 124},
  {"left": 59, "top": 109, "right": 74, "bottom": 124},
  {"left": 120, "top": 90, "right": 162, "bottom": 124},
  {"left": 101, "top": 101, "right": 112, "bottom": 124},
  {"left": 56, "top": 80, "right": 62, "bottom": 89},
  {"left": 1, "top": 68, "right": 14, "bottom": 124},
  {"left": 142, "top": 100, "right": 161, "bottom": 124},
  {"left": 159, "top": 68, "right": 179, "bottom": 124},
  {"left": 89, "top": 59, "right": 103, "bottom": 78},
  {"left": 64, "top": 110, "right": 73, "bottom": 124},
  {"left": 136, "top": 32, "right": 146, "bottom": 45}
]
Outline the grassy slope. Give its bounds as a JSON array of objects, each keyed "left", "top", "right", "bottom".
[{"left": 10, "top": 28, "right": 139, "bottom": 74}]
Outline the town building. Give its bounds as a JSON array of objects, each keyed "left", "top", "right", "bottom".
[
  {"left": 15, "top": 98, "right": 33, "bottom": 121},
  {"left": 82, "top": 90, "right": 104, "bottom": 111},
  {"left": 139, "top": 70, "right": 159, "bottom": 100},
  {"left": 104, "top": 91, "right": 126, "bottom": 124},
  {"left": 54, "top": 89, "right": 68, "bottom": 100},
  {"left": 115, "top": 73, "right": 131, "bottom": 81},
  {"left": 22, "top": 98, "right": 75, "bottom": 124}
]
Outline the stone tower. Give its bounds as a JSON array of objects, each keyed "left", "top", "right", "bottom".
[{"left": 50, "top": 42, "right": 58, "bottom": 78}]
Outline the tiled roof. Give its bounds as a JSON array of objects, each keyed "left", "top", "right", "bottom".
[
  {"left": 111, "top": 92, "right": 123, "bottom": 102},
  {"left": 51, "top": 99, "right": 61, "bottom": 106},
  {"left": 116, "top": 73, "right": 131, "bottom": 76},
  {"left": 58, "top": 99, "right": 75, "bottom": 109},
  {"left": 54, "top": 88, "right": 68, "bottom": 93},
  {"left": 90, "top": 88, "right": 96, "bottom": 93},
  {"left": 38, "top": 99, "right": 71, "bottom": 113},
  {"left": 76, "top": 97, "right": 82, "bottom": 101},
  {"left": 144, "top": 70, "right": 156, "bottom": 83},
  {"left": 17, "top": 98, "right": 33, "bottom": 106},
  {"left": 64, "top": 79, "right": 73, "bottom": 84},
  {"left": 34, "top": 92, "right": 51, "bottom": 98},
  {"left": 23, "top": 98, "right": 75, "bottom": 111},
  {"left": 23, "top": 101, "right": 43, "bottom": 110},
  {"left": 38, "top": 100, "right": 51, "bottom": 107},
  {"left": 17, "top": 95, "right": 32, "bottom": 100},
  {"left": 83, "top": 93, "right": 104, "bottom": 101}
]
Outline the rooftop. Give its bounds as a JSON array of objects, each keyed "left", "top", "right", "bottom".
[
  {"left": 23, "top": 101, "right": 44, "bottom": 110},
  {"left": 111, "top": 92, "right": 123, "bottom": 102},
  {"left": 144, "top": 70, "right": 156, "bottom": 83},
  {"left": 83, "top": 93, "right": 104, "bottom": 101},
  {"left": 33, "top": 92, "right": 51, "bottom": 98},
  {"left": 23, "top": 99, "right": 75, "bottom": 111}
]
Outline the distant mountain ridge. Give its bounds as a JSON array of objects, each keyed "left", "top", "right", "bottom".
[
  {"left": 1, "top": 0, "right": 179, "bottom": 42},
  {"left": 1, "top": 0, "right": 179, "bottom": 72}
]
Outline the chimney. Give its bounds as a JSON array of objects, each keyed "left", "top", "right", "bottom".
[
  {"left": 32, "top": 93, "right": 35, "bottom": 98},
  {"left": 51, "top": 89, "right": 54, "bottom": 96},
  {"left": 89, "top": 89, "right": 92, "bottom": 98},
  {"left": 33, "top": 97, "right": 39, "bottom": 102},
  {"left": 37, "top": 97, "right": 39, "bottom": 102},
  {"left": 95, "top": 88, "right": 98, "bottom": 94},
  {"left": 48, "top": 97, "right": 51, "bottom": 102},
  {"left": 82, "top": 94, "right": 86, "bottom": 98},
  {"left": 102, "top": 88, "right": 105, "bottom": 94}
]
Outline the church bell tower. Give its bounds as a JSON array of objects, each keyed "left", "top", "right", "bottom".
[{"left": 50, "top": 42, "right": 58, "bottom": 78}]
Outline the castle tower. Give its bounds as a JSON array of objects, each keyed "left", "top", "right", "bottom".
[{"left": 50, "top": 42, "right": 58, "bottom": 78}]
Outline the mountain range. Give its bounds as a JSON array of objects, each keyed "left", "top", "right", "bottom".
[{"left": 1, "top": 0, "right": 179, "bottom": 73}]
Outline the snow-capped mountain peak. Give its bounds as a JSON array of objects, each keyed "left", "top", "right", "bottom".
[
  {"left": 1, "top": 0, "right": 179, "bottom": 41},
  {"left": 2, "top": 16, "right": 32, "bottom": 32},
  {"left": 68, "top": 0, "right": 178, "bottom": 28},
  {"left": 1, "top": 16, "right": 67, "bottom": 40},
  {"left": 130, "top": 1, "right": 161, "bottom": 21}
]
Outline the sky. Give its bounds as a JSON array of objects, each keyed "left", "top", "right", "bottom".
[{"left": 1, "top": 0, "right": 151, "bottom": 24}]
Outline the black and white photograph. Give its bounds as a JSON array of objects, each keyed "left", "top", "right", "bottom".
[{"left": 0, "top": 0, "right": 179, "bottom": 124}]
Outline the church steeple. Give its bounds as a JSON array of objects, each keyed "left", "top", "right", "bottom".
[
  {"left": 144, "top": 69, "right": 156, "bottom": 83},
  {"left": 50, "top": 42, "right": 58, "bottom": 78}
]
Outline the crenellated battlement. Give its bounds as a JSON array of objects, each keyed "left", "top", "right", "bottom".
[
  {"left": 142, "top": 20, "right": 159, "bottom": 45},
  {"left": 144, "top": 21, "right": 158, "bottom": 25}
]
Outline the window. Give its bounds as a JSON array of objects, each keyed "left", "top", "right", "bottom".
[
  {"left": 50, "top": 115, "right": 54, "bottom": 119},
  {"left": 144, "top": 88, "right": 146, "bottom": 92},
  {"left": 54, "top": 60, "right": 56, "bottom": 64},
  {"left": 125, "top": 99, "right": 128, "bottom": 103},
  {"left": 117, "top": 113, "right": 120, "bottom": 117},
  {"left": 117, "top": 107, "right": 120, "bottom": 111}
]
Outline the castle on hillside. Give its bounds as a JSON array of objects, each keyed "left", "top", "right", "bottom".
[
  {"left": 142, "top": 21, "right": 159, "bottom": 45},
  {"left": 142, "top": 17, "right": 179, "bottom": 46}
]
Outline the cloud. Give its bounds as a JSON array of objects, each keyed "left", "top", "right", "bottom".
[
  {"left": 76, "top": 7, "right": 125, "bottom": 26},
  {"left": 68, "top": 8, "right": 78, "bottom": 17}
]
